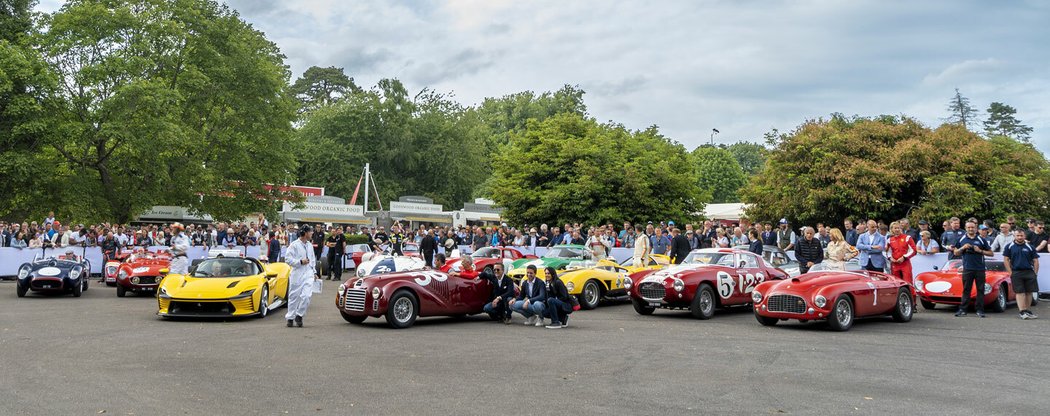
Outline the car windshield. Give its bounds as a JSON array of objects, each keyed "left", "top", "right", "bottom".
[
  {"left": 682, "top": 252, "right": 732, "bottom": 266},
  {"left": 943, "top": 259, "right": 1004, "bottom": 272},
  {"left": 544, "top": 247, "right": 585, "bottom": 259},
  {"left": 472, "top": 247, "right": 500, "bottom": 258},
  {"left": 190, "top": 258, "right": 261, "bottom": 278}
]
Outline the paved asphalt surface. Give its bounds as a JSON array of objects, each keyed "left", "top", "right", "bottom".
[{"left": 1, "top": 278, "right": 1048, "bottom": 416}]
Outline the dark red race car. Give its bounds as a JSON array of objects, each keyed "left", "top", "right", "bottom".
[
  {"left": 336, "top": 269, "right": 493, "bottom": 329},
  {"left": 440, "top": 246, "right": 537, "bottom": 274},
  {"left": 628, "top": 248, "right": 790, "bottom": 319},
  {"left": 752, "top": 270, "right": 914, "bottom": 331},
  {"left": 114, "top": 249, "right": 172, "bottom": 297}
]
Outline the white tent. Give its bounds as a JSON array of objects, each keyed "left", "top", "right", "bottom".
[{"left": 702, "top": 203, "right": 746, "bottom": 220}]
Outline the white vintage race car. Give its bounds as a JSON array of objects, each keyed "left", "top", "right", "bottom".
[{"left": 355, "top": 255, "right": 426, "bottom": 278}]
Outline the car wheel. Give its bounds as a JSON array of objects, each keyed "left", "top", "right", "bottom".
[
  {"left": 690, "top": 284, "right": 715, "bottom": 320},
  {"left": 116, "top": 285, "right": 126, "bottom": 298},
  {"left": 827, "top": 294, "right": 853, "bottom": 331},
  {"left": 257, "top": 287, "right": 269, "bottom": 318},
  {"left": 920, "top": 299, "right": 937, "bottom": 310},
  {"left": 580, "top": 280, "right": 601, "bottom": 310},
  {"left": 755, "top": 313, "right": 778, "bottom": 326},
  {"left": 632, "top": 298, "right": 655, "bottom": 315},
  {"left": 891, "top": 289, "right": 913, "bottom": 323},
  {"left": 83, "top": 278, "right": 89, "bottom": 291},
  {"left": 340, "top": 310, "right": 367, "bottom": 324},
  {"left": 385, "top": 290, "right": 418, "bottom": 329},
  {"left": 106, "top": 281, "right": 117, "bottom": 287},
  {"left": 16, "top": 283, "right": 28, "bottom": 298},
  {"left": 989, "top": 283, "right": 1007, "bottom": 313},
  {"left": 72, "top": 280, "right": 83, "bottom": 297}
]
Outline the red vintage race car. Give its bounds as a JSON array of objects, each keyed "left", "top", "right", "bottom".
[
  {"left": 336, "top": 269, "right": 492, "bottom": 328},
  {"left": 753, "top": 270, "right": 914, "bottom": 331},
  {"left": 628, "top": 248, "right": 790, "bottom": 319},
  {"left": 103, "top": 249, "right": 136, "bottom": 286},
  {"left": 346, "top": 243, "right": 372, "bottom": 269},
  {"left": 914, "top": 259, "right": 1015, "bottom": 312},
  {"left": 114, "top": 249, "right": 172, "bottom": 297},
  {"left": 440, "top": 246, "right": 538, "bottom": 274}
]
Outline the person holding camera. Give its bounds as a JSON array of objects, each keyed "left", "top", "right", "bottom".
[{"left": 952, "top": 221, "right": 993, "bottom": 318}]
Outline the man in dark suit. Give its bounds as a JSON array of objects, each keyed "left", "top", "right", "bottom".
[
  {"left": 474, "top": 260, "right": 515, "bottom": 324},
  {"left": 511, "top": 265, "right": 547, "bottom": 326},
  {"left": 670, "top": 227, "right": 692, "bottom": 264},
  {"left": 419, "top": 229, "right": 438, "bottom": 267}
]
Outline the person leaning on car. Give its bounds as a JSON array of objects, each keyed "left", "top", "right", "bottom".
[
  {"left": 473, "top": 259, "right": 514, "bottom": 324},
  {"left": 794, "top": 227, "right": 824, "bottom": 273},
  {"left": 952, "top": 221, "right": 993, "bottom": 318},
  {"left": 511, "top": 265, "right": 547, "bottom": 326},
  {"left": 1003, "top": 230, "right": 1039, "bottom": 319}
]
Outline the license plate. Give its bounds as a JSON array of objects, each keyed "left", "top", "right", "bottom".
[
  {"left": 648, "top": 302, "right": 660, "bottom": 307},
  {"left": 43, "top": 285, "right": 52, "bottom": 288}
]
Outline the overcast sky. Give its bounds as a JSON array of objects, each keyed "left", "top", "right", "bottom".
[{"left": 38, "top": 0, "right": 1049, "bottom": 154}]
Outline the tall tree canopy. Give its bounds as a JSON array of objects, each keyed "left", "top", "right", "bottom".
[
  {"left": 725, "top": 141, "right": 767, "bottom": 176},
  {"left": 289, "top": 65, "right": 361, "bottom": 114},
  {"left": 983, "top": 101, "right": 1033, "bottom": 142},
  {"left": 293, "top": 79, "right": 489, "bottom": 209},
  {"left": 491, "top": 113, "right": 703, "bottom": 226},
  {"left": 692, "top": 146, "right": 746, "bottom": 203},
  {"left": 742, "top": 114, "right": 1050, "bottom": 225},
  {"left": 14, "top": 0, "right": 299, "bottom": 223},
  {"left": 945, "top": 88, "right": 979, "bottom": 130}
]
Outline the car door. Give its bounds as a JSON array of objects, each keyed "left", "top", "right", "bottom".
[
  {"left": 849, "top": 273, "right": 880, "bottom": 316},
  {"left": 714, "top": 254, "right": 741, "bottom": 302},
  {"left": 733, "top": 252, "right": 767, "bottom": 305}
]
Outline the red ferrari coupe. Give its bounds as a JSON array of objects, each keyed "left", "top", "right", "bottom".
[
  {"left": 752, "top": 270, "right": 914, "bottom": 331},
  {"left": 336, "top": 269, "right": 492, "bottom": 328},
  {"left": 628, "top": 248, "right": 790, "bottom": 319},
  {"left": 914, "top": 259, "right": 1015, "bottom": 312},
  {"left": 440, "top": 246, "right": 537, "bottom": 274},
  {"left": 114, "top": 249, "right": 172, "bottom": 297}
]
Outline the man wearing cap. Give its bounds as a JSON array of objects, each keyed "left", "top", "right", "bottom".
[
  {"left": 285, "top": 225, "right": 318, "bottom": 327},
  {"left": 169, "top": 223, "right": 191, "bottom": 275},
  {"left": 776, "top": 219, "right": 796, "bottom": 251}
]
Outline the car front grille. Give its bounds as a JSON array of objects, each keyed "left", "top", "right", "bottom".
[
  {"left": 169, "top": 301, "right": 235, "bottom": 315},
  {"left": 639, "top": 282, "right": 666, "bottom": 301},
  {"left": 135, "top": 276, "right": 157, "bottom": 285},
  {"left": 767, "top": 294, "right": 807, "bottom": 314},
  {"left": 345, "top": 287, "right": 367, "bottom": 312},
  {"left": 31, "top": 279, "right": 62, "bottom": 289}
]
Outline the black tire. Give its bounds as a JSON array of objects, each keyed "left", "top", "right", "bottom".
[
  {"left": 989, "top": 283, "right": 1007, "bottom": 313},
  {"left": 827, "top": 294, "right": 854, "bottom": 331},
  {"left": 83, "top": 278, "right": 89, "bottom": 291},
  {"left": 72, "top": 279, "right": 83, "bottom": 297},
  {"left": 16, "top": 283, "right": 28, "bottom": 298},
  {"left": 689, "top": 284, "right": 716, "bottom": 320},
  {"left": 116, "top": 285, "right": 127, "bottom": 297},
  {"left": 755, "top": 313, "right": 778, "bottom": 326},
  {"left": 385, "top": 290, "right": 418, "bottom": 329},
  {"left": 891, "top": 289, "right": 914, "bottom": 323},
  {"left": 580, "top": 280, "right": 602, "bottom": 310},
  {"left": 257, "top": 287, "right": 269, "bottom": 318},
  {"left": 340, "top": 311, "right": 367, "bottom": 324},
  {"left": 106, "top": 282, "right": 117, "bottom": 287},
  {"left": 920, "top": 299, "right": 937, "bottom": 310},
  {"left": 632, "top": 298, "right": 655, "bottom": 315}
]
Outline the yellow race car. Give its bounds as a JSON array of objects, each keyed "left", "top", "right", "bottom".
[
  {"left": 157, "top": 257, "right": 291, "bottom": 318},
  {"left": 555, "top": 254, "right": 671, "bottom": 310}
]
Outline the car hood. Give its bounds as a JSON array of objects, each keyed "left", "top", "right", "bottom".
[{"left": 161, "top": 275, "right": 264, "bottom": 299}]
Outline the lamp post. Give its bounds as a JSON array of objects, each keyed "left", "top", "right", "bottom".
[{"left": 709, "top": 128, "right": 720, "bottom": 145}]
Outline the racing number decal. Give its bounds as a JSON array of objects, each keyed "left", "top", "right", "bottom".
[
  {"left": 717, "top": 271, "right": 734, "bottom": 298},
  {"left": 734, "top": 272, "right": 766, "bottom": 296},
  {"left": 411, "top": 271, "right": 448, "bottom": 286}
]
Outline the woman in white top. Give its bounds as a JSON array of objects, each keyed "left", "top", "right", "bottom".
[
  {"left": 824, "top": 228, "right": 857, "bottom": 270},
  {"left": 715, "top": 228, "right": 730, "bottom": 248},
  {"left": 916, "top": 230, "right": 939, "bottom": 254}
]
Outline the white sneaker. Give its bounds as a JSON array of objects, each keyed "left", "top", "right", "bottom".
[
  {"left": 1029, "top": 311, "right": 1039, "bottom": 319},
  {"left": 545, "top": 324, "right": 561, "bottom": 329},
  {"left": 524, "top": 316, "right": 534, "bottom": 326},
  {"left": 561, "top": 322, "right": 568, "bottom": 328},
  {"left": 535, "top": 318, "right": 544, "bottom": 327}
]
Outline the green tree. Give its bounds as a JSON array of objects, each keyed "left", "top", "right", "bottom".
[
  {"left": 475, "top": 84, "right": 587, "bottom": 147},
  {"left": 293, "top": 79, "right": 489, "bottom": 209},
  {"left": 491, "top": 113, "right": 702, "bottom": 226},
  {"left": 693, "top": 146, "right": 746, "bottom": 203},
  {"left": 741, "top": 114, "right": 1050, "bottom": 225},
  {"left": 983, "top": 101, "right": 1033, "bottom": 142},
  {"left": 945, "top": 88, "right": 979, "bottom": 130},
  {"left": 28, "top": 0, "right": 298, "bottom": 223},
  {"left": 290, "top": 65, "right": 361, "bottom": 114},
  {"left": 726, "top": 141, "right": 767, "bottom": 176}
]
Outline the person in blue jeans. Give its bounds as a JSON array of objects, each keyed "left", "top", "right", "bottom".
[
  {"left": 511, "top": 265, "right": 547, "bottom": 326},
  {"left": 543, "top": 266, "right": 572, "bottom": 329}
]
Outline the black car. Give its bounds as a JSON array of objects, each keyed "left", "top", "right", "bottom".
[{"left": 16, "top": 253, "right": 91, "bottom": 298}]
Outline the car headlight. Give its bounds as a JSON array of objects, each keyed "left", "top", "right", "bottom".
[
  {"left": 106, "top": 265, "right": 117, "bottom": 276},
  {"left": 914, "top": 280, "right": 924, "bottom": 292},
  {"left": 623, "top": 276, "right": 632, "bottom": 289},
  {"left": 131, "top": 276, "right": 140, "bottom": 284},
  {"left": 372, "top": 287, "right": 381, "bottom": 299},
  {"left": 984, "top": 283, "right": 993, "bottom": 294},
  {"left": 69, "top": 267, "right": 82, "bottom": 280},
  {"left": 358, "top": 269, "right": 366, "bottom": 277},
  {"left": 814, "top": 295, "right": 827, "bottom": 308},
  {"left": 672, "top": 279, "right": 684, "bottom": 293},
  {"left": 158, "top": 286, "right": 170, "bottom": 298},
  {"left": 566, "top": 282, "right": 575, "bottom": 292},
  {"left": 233, "top": 289, "right": 255, "bottom": 299},
  {"left": 118, "top": 270, "right": 128, "bottom": 280},
  {"left": 18, "top": 266, "right": 30, "bottom": 279},
  {"left": 752, "top": 291, "right": 763, "bottom": 304}
]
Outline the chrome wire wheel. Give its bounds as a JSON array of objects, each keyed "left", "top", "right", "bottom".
[
  {"left": 898, "top": 292, "right": 912, "bottom": 316},
  {"left": 835, "top": 298, "right": 852, "bottom": 327},
  {"left": 700, "top": 289, "right": 714, "bottom": 315},
  {"left": 393, "top": 296, "right": 413, "bottom": 323}
]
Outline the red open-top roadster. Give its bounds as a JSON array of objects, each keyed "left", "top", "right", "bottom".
[
  {"left": 336, "top": 269, "right": 493, "bottom": 329},
  {"left": 752, "top": 270, "right": 914, "bottom": 331}
]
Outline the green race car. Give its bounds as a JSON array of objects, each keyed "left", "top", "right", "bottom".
[{"left": 506, "top": 244, "right": 594, "bottom": 281}]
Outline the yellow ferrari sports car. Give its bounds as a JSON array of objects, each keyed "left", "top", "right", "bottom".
[
  {"left": 555, "top": 254, "right": 670, "bottom": 310},
  {"left": 157, "top": 257, "right": 291, "bottom": 318}
]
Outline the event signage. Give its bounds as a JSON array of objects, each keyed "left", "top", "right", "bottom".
[{"left": 389, "top": 201, "right": 443, "bottom": 214}]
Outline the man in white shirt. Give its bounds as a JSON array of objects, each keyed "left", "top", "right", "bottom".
[{"left": 284, "top": 225, "right": 318, "bottom": 328}]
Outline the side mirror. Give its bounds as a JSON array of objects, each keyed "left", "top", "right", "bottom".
[{"left": 159, "top": 268, "right": 170, "bottom": 275}]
